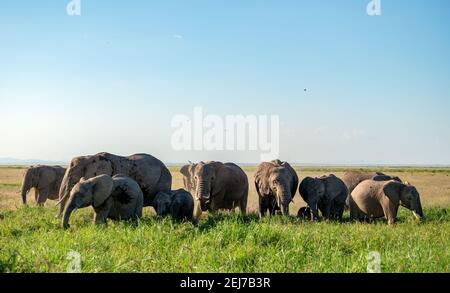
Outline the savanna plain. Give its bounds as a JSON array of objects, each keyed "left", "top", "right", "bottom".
[{"left": 0, "top": 166, "right": 449, "bottom": 272}]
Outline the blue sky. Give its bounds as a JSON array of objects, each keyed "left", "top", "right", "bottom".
[{"left": 0, "top": 0, "right": 449, "bottom": 164}]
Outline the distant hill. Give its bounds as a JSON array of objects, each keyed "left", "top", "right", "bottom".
[{"left": 0, "top": 158, "right": 67, "bottom": 166}]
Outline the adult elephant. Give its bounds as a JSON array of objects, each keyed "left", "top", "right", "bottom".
[
  {"left": 299, "top": 175, "right": 348, "bottom": 221},
  {"left": 341, "top": 171, "right": 402, "bottom": 208},
  {"left": 193, "top": 161, "right": 248, "bottom": 214},
  {"left": 342, "top": 171, "right": 402, "bottom": 195},
  {"left": 254, "top": 160, "right": 298, "bottom": 217},
  {"left": 349, "top": 179, "right": 424, "bottom": 224},
  {"left": 21, "top": 165, "right": 66, "bottom": 205},
  {"left": 57, "top": 152, "right": 172, "bottom": 216}
]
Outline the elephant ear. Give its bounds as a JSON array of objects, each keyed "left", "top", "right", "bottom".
[
  {"left": 92, "top": 176, "right": 114, "bottom": 208},
  {"left": 382, "top": 181, "right": 403, "bottom": 205},
  {"left": 180, "top": 165, "right": 191, "bottom": 177},
  {"left": 282, "top": 161, "right": 299, "bottom": 198},
  {"left": 254, "top": 164, "right": 271, "bottom": 194}
]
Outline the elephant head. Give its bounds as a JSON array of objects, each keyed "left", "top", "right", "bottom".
[
  {"left": 21, "top": 166, "right": 38, "bottom": 204},
  {"left": 58, "top": 155, "right": 113, "bottom": 213},
  {"left": 266, "top": 167, "right": 294, "bottom": 215},
  {"left": 62, "top": 175, "right": 114, "bottom": 229},
  {"left": 383, "top": 181, "right": 424, "bottom": 220},
  {"left": 193, "top": 162, "right": 217, "bottom": 212},
  {"left": 299, "top": 177, "right": 326, "bottom": 220},
  {"left": 153, "top": 192, "right": 173, "bottom": 218},
  {"left": 399, "top": 183, "right": 424, "bottom": 220}
]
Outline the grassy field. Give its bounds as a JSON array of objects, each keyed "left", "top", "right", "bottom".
[{"left": 0, "top": 166, "right": 449, "bottom": 272}]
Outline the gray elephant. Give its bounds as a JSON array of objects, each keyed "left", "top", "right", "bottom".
[
  {"left": 342, "top": 171, "right": 401, "bottom": 194},
  {"left": 349, "top": 179, "right": 424, "bottom": 225},
  {"left": 21, "top": 165, "right": 66, "bottom": 205},
  {"left": 254, "top": 160, "right": 299, "bottom": 217},
  {"left": 62, "top": 174, "right": 144, "bottom": 228},
  {"left": 342, "top": 171, "right": 402, "bottom": 209},
  {"left": 180, "top": 162, "right": 199, "bottom": 193},
  {"left": 299, "top": 174, "right": 348, "bottom": 221},
  {"left": 57, "top": 152, "right": 172, "bottom": 216},
  {"left": 153, "top": 189, "right": 194, "bottom": 221},
  {"left": 193, "top": 161, "right": 248, "bottom": 214}
]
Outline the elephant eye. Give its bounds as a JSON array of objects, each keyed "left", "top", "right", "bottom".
[{"left": 211, "top": 177, "right": 215, "bottom": 181}]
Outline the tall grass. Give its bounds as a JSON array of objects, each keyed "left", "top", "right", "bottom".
[{"left": 1, "top": 207, "right": 448, "bottom": 273}]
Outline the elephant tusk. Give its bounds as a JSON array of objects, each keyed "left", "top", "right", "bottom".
[
  {"left": 412, "top": 211, "right": 422, "bottom": 220},
  {"left": 56, "top": 194, "right": 69, "bottom": 206}
]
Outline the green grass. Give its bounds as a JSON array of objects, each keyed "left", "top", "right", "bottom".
[{"left": 0, "top": 207, "right": 449, "bottom": 273}]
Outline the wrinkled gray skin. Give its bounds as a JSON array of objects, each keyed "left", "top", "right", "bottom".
[
  {"left": 254, "top": 160, "right": 299, "bottom": 217},
  {"left": 349, "top": 179, "right": 424, "bottom": 225},
  {"left": 62, "top": 174, "right": 144, "bottom": 228},
  {"left": 342, "top": 171, "right": 402, "bottom": 208},
  {"left": 180, "top": 162, "right": 201, "bottom": 194},
  {"left": 153, "top": 189, "right": 194, "bottom": 221},
  {"left": 194, "top": 161, "right": 248, "bottom": 214},
  {"left": 21, "top": 165, "right": 66, "bottom": 206},
  {"left": 57, "top": 152, "right": 171, "bottom": 217},
  {"left": 299, "top": 175, "right": 348, "bottom": 221}
]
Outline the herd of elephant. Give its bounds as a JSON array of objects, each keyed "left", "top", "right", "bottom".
[{"left": 19, "top": 152, "right": 424, "bottom": 228}]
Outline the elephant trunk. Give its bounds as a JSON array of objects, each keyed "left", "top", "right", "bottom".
[
  {"left": 62, "top": 196, "right": 78, "bottom": 229},
  {"left": 57, "top": 172, "right": 77, "bottom": 216},
  {"left": 197, "top": 180, "right": 211, "bottom": 211},
  {"left": 58, "top": 172, "right": 71, "bottom": 201},
  {"left": 412, "top": 198, "right": 424, "bottom": 220},
  {"left": 276, "top": 184, "right": 291, "bottom": 216},
  {"left": 21, "top": 170, "right": 33, "bottom": 205}
]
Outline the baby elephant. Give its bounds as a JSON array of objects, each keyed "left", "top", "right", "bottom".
[
  {"left": 297, "top": 206, "right": 312, "bottom": 220},
  {"left": 153, "top": 189, "right": 194, "bottom": 221},
  {"left": 62, "top": 174, "right": 144, "bottom": 228},
  {"left": 349, "top": 180, "right": 424, "bottom": 225}
]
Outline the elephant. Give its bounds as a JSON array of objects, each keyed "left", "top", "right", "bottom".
[
  {"left": 180, "top": 162, "right": 199, "bottom": 193},
  {"left": 57, "top": 152, "right": 172, "bottom": 216},
  {"left": 297, "top": 206, "right": 312, "bottom": 220},
  {"left": 153, "top": 189, "right": 194, "bottom": 221},
  {"left": 342, "top": 171, "right": 401, "bottom": 196},
  {"left": 342, "top": 171, "right": 402, "bottom": 209},
  {"left": 193, "top": 161, "right": 248, "bottom": 214},
  {"left": 254, "top": 160, "right": 299, "bottom": 217},
  {"left": 299, "top": 174, "right": 348, "bottom": 221},
  {"left": 62, "top": 174, "right": 144, "bottom": 228},
  {"left": 21, "top": 165, "right": 66, "bottom": 205},
  {"left": 349, "top": 179, "right": 424, "bottom": 225}
]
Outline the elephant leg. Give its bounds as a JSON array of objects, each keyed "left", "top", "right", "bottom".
[
  {"left": 36, "top": 187, "right": 50, "bottom": 206},
  {"left": 258, "top": 196, "right": 267, "bottom": 218},
  {"left": 94, "top": 209, "right": 109, "bottom": 225},
  {"left": 34, "top": 189, "right": 39, "bottom": 203},
  {"left": 322, "top": 201, "right": 332, "bottom": 220},
  {"left": 382, "top": 201, "right": 398, "bottom": 225},
  {"left": 239, "top": 192, "right": 248, "bottom": 216},
  {"left": 309, "top": 200, "right": 320, "bottom": 221},
  {"left": 94, "top": 200, "right": 112, "bottom": 225},
  {"left": 349, "top": 197, "right": 360, "bottom": 221},
  {"left": 268, "top": 200, "right": 277, "bottom": 216}
]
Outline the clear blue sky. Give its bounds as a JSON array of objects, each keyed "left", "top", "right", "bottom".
[{"left": 1, "top": 0, "right": 449, "bottom": 164}]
